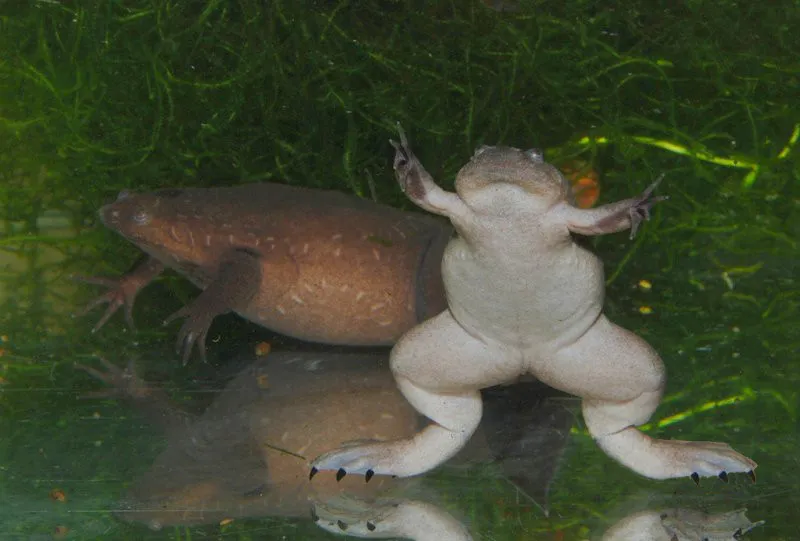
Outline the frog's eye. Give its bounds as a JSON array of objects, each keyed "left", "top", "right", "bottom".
[
  {"left": 131, "top": 209, "right": 150, "bottom": 226},
  {"left": 473, "top": 145, "right": 491, "bottom": 158},
  {"left": 524, "top": 148, "right": 544, "bottom": 163}
]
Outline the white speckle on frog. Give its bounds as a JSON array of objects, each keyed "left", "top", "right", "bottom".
[
  {"left": 331, "top": 233, "right": 343, "bottom": 241},
  {"left": 355, "top": 291, "right": 365, "bottom": 302},
  {"left": 370, "top": 303, "right": 385, "bottom": 312},
  {"left": 311, "top": 126, "right": 756, "bottom": 484},
  {"left": 372, "top": 248, "right": 381, "bottom": 261},
  {"left": 303, "top": 359, "right": 324, "bottom": 371},
  {"left": 204, "top": 234, "right": 211, "bottom": 247},
  {"left": 333, "top": 247, "right": 341, "bottom": 257},
  {"left": 169, "top": 226, "right": 181, "bottom": 242},
  {"left": 290, "top": 294, "right": 305, "bottom": 305},
  {"left": 187, "top": 230, "right": 195, "bottom": 247},
  {"left": 275, "top": 305, "right": 286, "bottom": 315}
]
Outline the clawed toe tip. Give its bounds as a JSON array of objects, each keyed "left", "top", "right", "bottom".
[
  {"left": 309, "top": 466, "right": 319, "bottom": 481},
  {"left": 748, "top": 469, "right": 756, "bottom": 483},
  {"left": 336, "top": 468, "right": 347, "bottom": 481},
  {"left": 690, "top": 472, "right": 700, "bottom": 485},
  {"left": 719, "top": 471, "right": 729, "bottom": 483}
]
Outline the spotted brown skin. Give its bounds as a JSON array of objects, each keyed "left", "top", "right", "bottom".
[{"left": 76, "top": 182, "right": 451, "bottom": 364}]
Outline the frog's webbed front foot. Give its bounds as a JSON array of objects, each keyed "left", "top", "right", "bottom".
[
  {"left": 559, "top": 174, "right": 667, "bottom": 238},
  {"left": 390, "top": 124, "right": 470, "bottom": 220},
  {"left": 312, "top": 498, "right": 473, "bottom": 540},
  {"left": 163, "top": 249, "right": 261, "bottom": 365},
  {"left": 73, "top": 257, "right": 165, "bottom": 333},
  {"left": 628, "top": 174, "right": 668, "bottom": 238},
  {"left": 390, "top": 123, "right": 436, "bottom": 204},
  {"left": 163, "top": 301, "right": 216, "bottom": 365}
]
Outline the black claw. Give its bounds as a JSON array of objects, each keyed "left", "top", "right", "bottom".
[
  {"left": 337, "top": 520, "right": 348, "bottom": 531},
  {"left": 365, "top": 469, "right": 374, "bottom": 483},
  {"left": 719, "top": 471, "right": 729, "bottom": 483},
  {"left": 309, "top": 467, "right": 318, "bottom": 481},
  {"left": 310, "top": 507, "right": 319, "bottom": 522},
  {"left": 690, "top": 472, "right": 700, "bottom": 485},
  {"left": 747, "top": 469, "right": 756, "bottom": 483},
  {"left": 367, "top": 521, "right": 376, "bottom": 531},
  {"left": 336, "top": 468, "right": 347, "bottom": 481}
]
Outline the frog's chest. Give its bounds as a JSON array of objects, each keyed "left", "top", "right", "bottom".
[{"left": 441, "top": 237, "right": 604, "bottom": 345}]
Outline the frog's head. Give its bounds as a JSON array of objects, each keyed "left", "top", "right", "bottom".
[
  {"left": 99, "top": 188, "right": 190, "bottom": 253},
  {"left": 455, "top": 146, "right": 571, "bottom": 212}
]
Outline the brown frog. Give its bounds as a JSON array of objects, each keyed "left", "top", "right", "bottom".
[
  {"left": 310, "top": 126, "right": 757, "bottom": 485},
  {"left": 76, "top": 183, "right": 451, "bottom": 363}
]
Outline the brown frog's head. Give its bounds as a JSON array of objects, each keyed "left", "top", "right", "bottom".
[
  {"left": 454, "top": 146, "right": 572, "bottom": 213},
  {"left": 99, "top": 189, "right": 197, "bottom": 260}
]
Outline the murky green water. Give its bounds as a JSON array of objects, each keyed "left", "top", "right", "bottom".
[{"left": 1, "top": 2, "right": 798, "bottom": 539}]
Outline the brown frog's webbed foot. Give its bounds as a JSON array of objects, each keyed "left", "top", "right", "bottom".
[
  {"left": 163, "top": 301, "right": 215, "bottom": 366},
  {"left": 74, "top": 356, "right": 151, "bottom": 401},
  {"left": 629, "top": 173, "right": 668, "bottom": 239},
  {"left": 72, "top": 257, "right": 165, "bottom": 333}
]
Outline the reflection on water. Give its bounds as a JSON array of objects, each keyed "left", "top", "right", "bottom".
[{"left": 76, "top": 350, "right": 572, "bottom": 538}]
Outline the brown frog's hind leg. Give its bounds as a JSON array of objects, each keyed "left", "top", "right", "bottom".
[
  {"left": 164, "top": 248, "right": 262, "bottom": 365},
  {"left": 535, "top": 315, "right": 757, "bottom": 482},
  {"left": 310, "top": 311, "right": 520, "bottom": 479}
]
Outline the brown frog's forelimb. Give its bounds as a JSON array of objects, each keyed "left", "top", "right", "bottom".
[
  {"left": 73, "top": 257, "right": 165, "bottom": 332},
  {"left": 556, "top": 174, "right": 667, "bottom": 239},
  {"left": 163, "top": 249, "right": 262, "bottom": 365}
]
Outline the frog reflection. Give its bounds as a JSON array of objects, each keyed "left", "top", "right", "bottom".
[{"left": 78, "top": 351, "right": 572, "bottom": 534}]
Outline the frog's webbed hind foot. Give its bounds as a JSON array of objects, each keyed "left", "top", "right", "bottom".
[
  {"left": 583, "top": 395, "right": 757, "bottom": 483},
  {"left": 312, "top": 498, "right": 473, "bottom": 540},
  {"left": 310, "top": 376, "right": 482, "bottom": 479}
]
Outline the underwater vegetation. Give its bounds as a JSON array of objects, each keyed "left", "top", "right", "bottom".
[{"left": 0, "top": 0, "right": 798, "bottom": 539}]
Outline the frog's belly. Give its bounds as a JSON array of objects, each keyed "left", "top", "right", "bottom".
[
  {"left": 239, "top": 251, "right": 423, "bottom": 346},
  {"left": 442, "top": 244, "right": 604, "bottom": 348}
]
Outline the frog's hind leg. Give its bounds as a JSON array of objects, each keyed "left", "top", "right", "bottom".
[
  {"left": 540, "top": 315, "right": 757, "bottom": 482},
  {"left": 310, "top": 311, "right": 519, "bottom": 479}
]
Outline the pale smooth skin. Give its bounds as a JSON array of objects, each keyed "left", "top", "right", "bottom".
[{"left": 311, "top": 126, "right": 757, "bottom": 483}]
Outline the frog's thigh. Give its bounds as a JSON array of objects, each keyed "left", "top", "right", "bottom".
[
  {"left": 391, "top": 311, "right": 519, "bottom": 391},
  {"left": 535, "top": 315, "right": 665, "bottom": 402}
]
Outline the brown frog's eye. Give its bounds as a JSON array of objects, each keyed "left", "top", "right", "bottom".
[
  {"left": 132, "top": 209, "right": 150, "bottom": 226},
  {"left": 524, "top": 148, "right": 544, "bottom": 163}
]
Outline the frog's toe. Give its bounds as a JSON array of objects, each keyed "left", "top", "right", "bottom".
[{"left": 310, "top": 440, "right": 404, "bottom": 480}]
